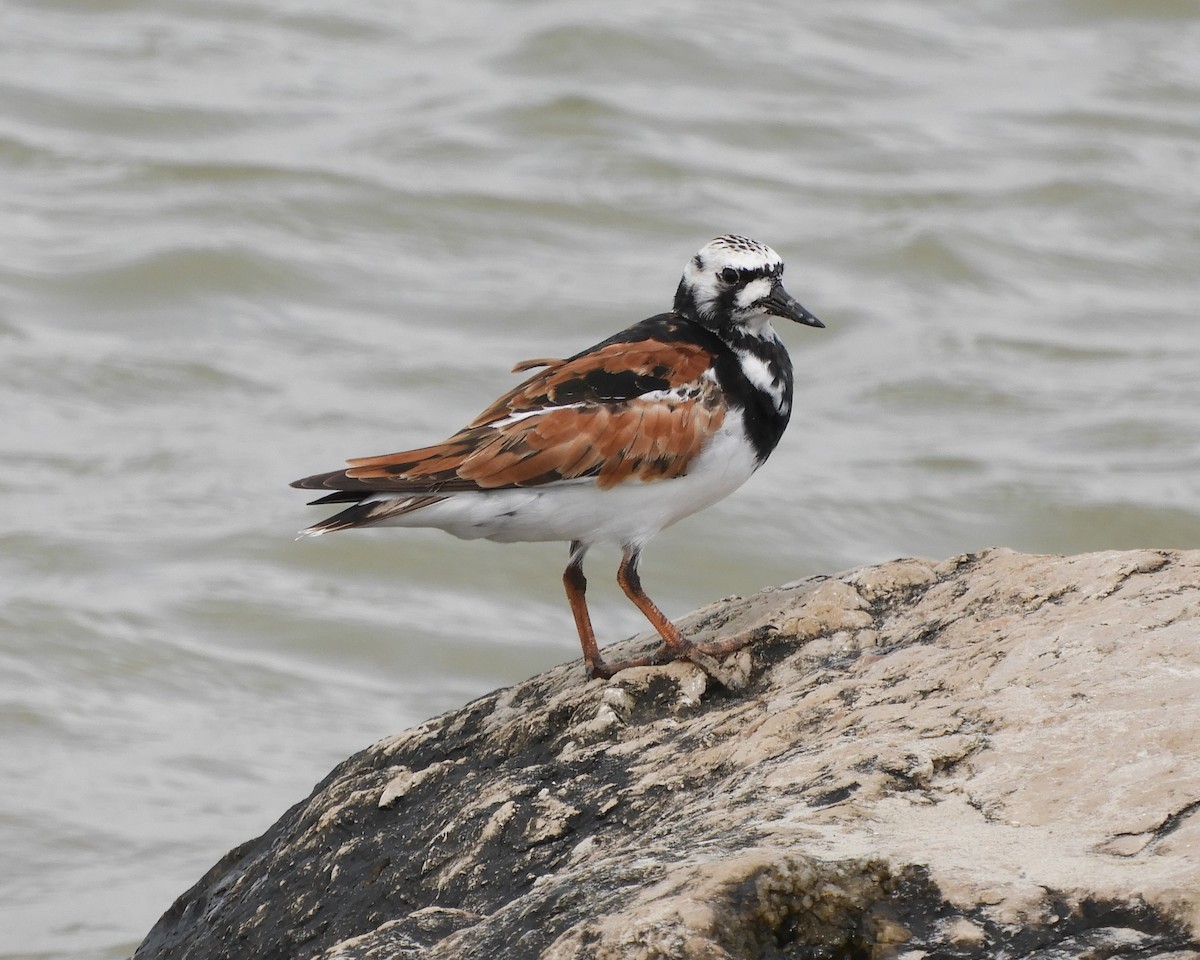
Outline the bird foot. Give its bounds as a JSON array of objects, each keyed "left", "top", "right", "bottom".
[
  {"left": 585, "top": 653, "right": 658, "bottom": 680},
  {"left": 587, "top": 634, "right": 752, "bottom": 691},
  {"left": 677, "top": 645, "right": 748, "bottom": 692},
  {"left": 690, "top": 630, "right": 759, "bottom": 658}
]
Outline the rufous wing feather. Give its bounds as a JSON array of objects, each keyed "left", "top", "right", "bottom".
[{"left": 290, "top": 323, "right": 726, "bottom": 496}]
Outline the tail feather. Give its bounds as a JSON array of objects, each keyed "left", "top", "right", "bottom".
[
  {"left": 305, "top": 490, "right": 367, "bottom": 506},
  {"left": 298, "top": 494, "right": 445, "bottom": 538}
]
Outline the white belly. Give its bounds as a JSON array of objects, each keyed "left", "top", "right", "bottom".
[{"left": 370, "top": 417, "right": 761, "bottom": 547}]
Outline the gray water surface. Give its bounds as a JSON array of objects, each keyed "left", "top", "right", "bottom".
[{"left": 2, "top": 1, "right": 1199, "bottom": 956}]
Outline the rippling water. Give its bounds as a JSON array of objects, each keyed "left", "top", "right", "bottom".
[{"left": 3, "top": 0, "right": 1199, "bottom": 955}]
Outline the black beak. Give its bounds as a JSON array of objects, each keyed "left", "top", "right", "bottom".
[{"left": 765, "top": 282, "right": 824, "bottom": 328}]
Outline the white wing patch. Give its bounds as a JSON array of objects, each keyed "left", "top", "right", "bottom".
[
  {"left": 489, "top": 403, "right": 586, "bottom": 429},
  {"left": 635, "top": 385, "right": 702, "bottom": 403}
]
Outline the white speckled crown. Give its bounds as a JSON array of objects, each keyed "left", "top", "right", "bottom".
[{"left": 700, "top": 235, "right": 783, "bottom": 273}]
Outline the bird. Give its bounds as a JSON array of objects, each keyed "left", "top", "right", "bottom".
[{"left": 292, "top": 235, "right": 823, "bottom": 680}]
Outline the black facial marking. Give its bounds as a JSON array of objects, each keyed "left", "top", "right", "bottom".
[{"left": 734, "top": 264, "right": 782, "bottom": 284}]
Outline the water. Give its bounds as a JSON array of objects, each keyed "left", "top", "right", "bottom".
[{"left": 2, "top": 0, "right": 1198, "bottom": 955}]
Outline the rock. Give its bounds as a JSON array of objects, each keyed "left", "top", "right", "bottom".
[{"left": 134, "top": 549, "right": 1200, "bottom": 959}]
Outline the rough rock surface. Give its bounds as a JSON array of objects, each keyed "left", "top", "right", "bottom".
[{"left": 135, "top": 549, "right": 1200, "bottom": 959}]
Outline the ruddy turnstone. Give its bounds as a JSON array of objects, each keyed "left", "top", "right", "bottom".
[{"left": 292, "top": 235, "right": 823, "bottom": 679}]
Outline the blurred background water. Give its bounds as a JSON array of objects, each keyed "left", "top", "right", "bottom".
[{"left": 1, "top": 0, "right": 1198, "bottom": 955}]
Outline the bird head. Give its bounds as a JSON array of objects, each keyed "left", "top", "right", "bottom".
[{"left": 674, "top": 235, "right": 823, "bottom": 337}]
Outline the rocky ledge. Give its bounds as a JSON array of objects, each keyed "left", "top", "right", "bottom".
[{"left": 135, "top": 548, "right": 1200, "bottom": 959}]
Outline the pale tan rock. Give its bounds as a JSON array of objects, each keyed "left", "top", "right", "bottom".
[{"left": 135, "top": 549, "right": 1200, "bottom": 960}]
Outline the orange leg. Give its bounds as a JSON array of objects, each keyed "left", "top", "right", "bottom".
[
  {"left": 616, "top": 545, "right": 690, "bottom": 656},
  {"left": 617, "top": 544, "right": 758, "bottom": 667},
  {"left": 563, "top": 542, "right": 603, "bottom": 676},
  {"left": 564, "top": 543, "right": 757, "bottom": 680},
  {"left": 563, "top": 542, "right": 656, "bottom": 679}
]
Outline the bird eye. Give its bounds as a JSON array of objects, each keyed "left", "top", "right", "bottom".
[{"left": 719, "top": 267, "right": 739, "bottom": 284}]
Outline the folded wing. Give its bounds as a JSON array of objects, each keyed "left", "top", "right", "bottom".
[{"left": 291, "top": 325, "right": 726, "bottom": 497}]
